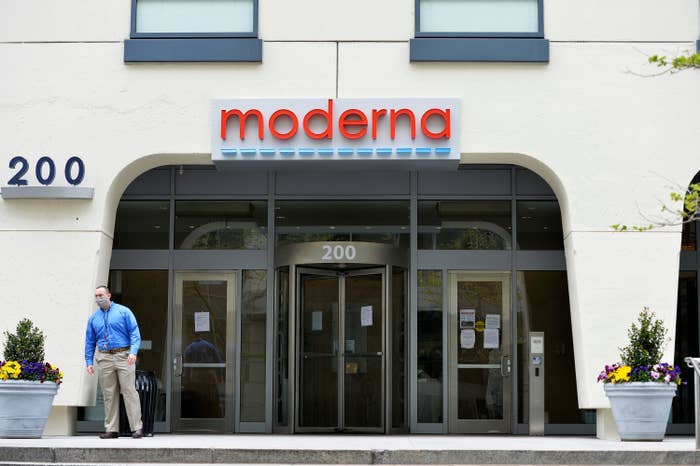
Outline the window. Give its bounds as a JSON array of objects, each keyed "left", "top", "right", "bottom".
[
  {"left": 133, "top": 0, "right": 256, "bottom": 36},
  {"left": 124, "top": 0, "right": 262, "bottom": 62},
  {"left": 418, "top": 0, "right": 541, "bottom": 37},
  {"left": 410, "top": 0, "right": 549, "bottom": 62}
]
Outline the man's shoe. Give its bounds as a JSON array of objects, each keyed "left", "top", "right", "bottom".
[
  {"left": 131, "top": 428, "right": 144, "bottom": 439},
  {"left": 99, "top": 432, "right": 119, "bottom": 439}
]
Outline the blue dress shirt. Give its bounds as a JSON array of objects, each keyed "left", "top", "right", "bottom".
[{"left": 84, "top": 302, "right": 141, "bottom": 366}]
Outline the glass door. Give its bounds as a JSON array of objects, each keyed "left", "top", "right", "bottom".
[
  {"left": 295, "top": 267, "right": 386, "bottom": 433},
  {"left": 296, "top": 269, "right": 340, "bottom": 431},
  {"left": 448, "top": 271, "right": 511, "bottom": 433},
  {"left": 344, "top": 269, "right": 384, "bottom": 432},
  {"left": 173, "top": 272, "right": 236, "bottom": 432}
]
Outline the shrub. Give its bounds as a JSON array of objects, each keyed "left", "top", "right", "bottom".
[{"left": 3, "top": 319, "right": 45, "bottom": 362}]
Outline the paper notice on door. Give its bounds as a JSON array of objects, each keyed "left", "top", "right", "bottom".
[
  {"left": 194, "top": 311, "right": 210, "bottom": 333},
  {"left": 345, "top": 339, "right": 355, "bottom": 353},
  {"left": 312, "top": 311, "right": 323, "bottom": 331},
  {"left": 361, "top": 305, "right": 373, "bottom": 327},
  {"left": 485, "top": 314, "right": 501, "bottom": 329},
  {"left": 460, "top": 309, "right": 476, "bottom": 329},
  {"left": 460, "top": 329, "right": 475, "bottom": 349},
  {"left": 483, "top": 328, "right": 500, "bottom": 349}
]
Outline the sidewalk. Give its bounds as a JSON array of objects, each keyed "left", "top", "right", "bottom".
[{"left": 0, "top": 434, "right": 697, "bottom": 465}]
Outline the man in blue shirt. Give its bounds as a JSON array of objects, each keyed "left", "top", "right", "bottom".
[{"left": 85, "top": 285, "right": 143, "bottom": 439}]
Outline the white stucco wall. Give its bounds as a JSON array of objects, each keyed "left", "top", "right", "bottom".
[{"left": 0, "top": 0, "right": 698, "bottom": 415}]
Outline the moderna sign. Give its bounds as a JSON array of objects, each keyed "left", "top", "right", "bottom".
[{"left": 211, "top": 98, "right": 460, "bottom": 166}]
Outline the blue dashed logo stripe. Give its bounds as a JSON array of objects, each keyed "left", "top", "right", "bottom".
[{"left": 220, "top": 148, "right": 452, "bottom": 157}]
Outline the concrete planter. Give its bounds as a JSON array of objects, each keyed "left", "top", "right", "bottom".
[
  {"left": 604, "top": 382, "right": 677, "bottom": 441},
  {"left": 0, "top": 380, "right": 59, "bottom": 438}
]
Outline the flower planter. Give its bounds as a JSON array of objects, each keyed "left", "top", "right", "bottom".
[
  {"left": 604, "top": 382, "right": 677, "bottom": 441},
  {"left": 0, "top": 380, "right": 59, "bottom": 438}
]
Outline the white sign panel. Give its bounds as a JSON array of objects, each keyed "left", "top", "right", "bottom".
[
  {"left": 484, "top": 329, "right": 500, "bottom": 349},
  {"left": 485, "top": 314, "right": 500, "bottom": 329},
  {"left": 194, "top": 312, "right": 210, "bottom": 333},
  {"left": 212, "top": 98, "right": 460, "bottom": 165},
  {"left": 361, "top": 305, "right": 373, "bottom": 327},
  {"left": 312, "top": 311, "right": 323, "bottom": 331},
  {"left": 460, "top": 329, "right": 475, "bottom": 349},
  {"left": 530, "top": 335, "right": 544, "bottom": 354}
]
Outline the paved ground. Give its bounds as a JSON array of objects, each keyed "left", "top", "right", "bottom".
[{"left": 0, "top": 435, "right": 697, "bottom": 465}]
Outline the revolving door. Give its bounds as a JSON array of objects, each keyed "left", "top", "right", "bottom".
[{"left": 274, "top": 242, "right": 408, "bottom": 433}]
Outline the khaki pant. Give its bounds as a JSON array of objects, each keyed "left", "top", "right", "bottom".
[{"left": 95, "top": 350, "right": 143, "bottom": 432}]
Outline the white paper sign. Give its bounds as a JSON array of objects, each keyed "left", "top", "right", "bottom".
[
  {"left": 485, "top": 314, "right": 501, "bottom": 329},
  {"left": 345, "top": 339, "right": 356, "bottom": 353},
  {"left": 459, "top": 309, "right": 476, "bottom": 329},
  {"left": 312, "top": 311, "right": 323, "bottom": 331},
  {"left": 483, "top": 328, "right": 500, "bottom": 349},
  {"left": 361, "top": 305, "right": 373, "bottom": 327},
  {"left": 460, "top": 329, "right": 475, "bottom": 349},
  {"left": 140, "top": 340, "right": 152, "bottom": 350},
  {"left": 194, "top": 312, "right": 210, "bottom": 333},
  {"left": 530, "top": 336, "right": 544, "bottom": 354}
]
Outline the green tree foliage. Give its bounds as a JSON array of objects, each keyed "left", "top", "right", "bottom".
[
  {"left": 3, "top": 319, "right": 46, "bottom": 362},
  {"left": 648, "top": 51, "right": 700, "bottom": 73},
  {"left": 619, "top": 308, "right": 668, "bottom": 368},
  {"left": 612, "top": 182, "right": 700, "bottom": 232}
]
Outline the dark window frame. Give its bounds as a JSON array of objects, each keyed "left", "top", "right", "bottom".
[
  {"left": 124, "top": 0, "right": 262, "bottom": 62},
  {"left": 410, "top": 0, "right": 548, "bottom": 63}
]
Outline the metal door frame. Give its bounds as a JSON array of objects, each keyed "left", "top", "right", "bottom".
[
  {"left": 447, "top": 271, "right": 511, "bottom": 433},
  {"left": 172, "top": 271, "right": 237, "bottom": 432},
  {"left": 294, "top": 266, "right": 386, "bottom": 433}
]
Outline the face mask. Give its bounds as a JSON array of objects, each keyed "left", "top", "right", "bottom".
[{"left": 96, "top": 297, "right": 109, "bottom": 309}]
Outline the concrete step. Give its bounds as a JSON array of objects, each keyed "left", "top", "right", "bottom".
[
  {"left": 2, "top": 447, "right": 698, "bottom": 465},
  {"left": 1, "top": 436, "right": 697, "bottom": 465}
]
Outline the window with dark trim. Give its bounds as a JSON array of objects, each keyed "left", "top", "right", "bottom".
[
  {"left": 124, "top": 0, "right": 262, "bottom": 63},
  {"left": 410, "top": 0, "right": 549, "bottom": 63}
]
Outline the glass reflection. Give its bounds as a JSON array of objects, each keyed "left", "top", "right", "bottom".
[
  {"left": 241, "top": 270, "right": 267, "bottom": 422},
  {"left": 673, "top": 271, "right": 697, "bottom": 423},
  {"left": 175, "top": 201, "right": 267, "bottom": 250},
  {"left": 114, "top": 201, "right": 170, "bottom": 249},
  {"left": 417, "top": 270, "right": 443, "bottom": 423},
  {"left": 276, "top": 200, "right": 409, "bottom": 247},
  {"left": 180, "top": 280, "right": 227, "bottom": 419},
  {"left": 418, "top": 201, "right": 512, "bottom": 250},
  {"left": 516, "top": 201, "right": 563, "bottom": 250},
  {"left": 516, "top": 271, "right": 581, "bottom": 424}
]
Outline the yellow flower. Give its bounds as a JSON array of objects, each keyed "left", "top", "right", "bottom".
[
  {"left": 609, "top": 365, "right": 631, "bottom": 383},
  {"left": 0, "top": 361, "right": 22, "bottom": 380}
]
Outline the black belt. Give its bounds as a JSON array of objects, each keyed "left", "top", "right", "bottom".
[{"left": 101, "top": 346, "right": 130, "bottom": 354}]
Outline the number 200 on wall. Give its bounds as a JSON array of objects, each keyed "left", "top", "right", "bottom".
[{"left": 7, "top": 156, "right": 86, "bottom": 186}]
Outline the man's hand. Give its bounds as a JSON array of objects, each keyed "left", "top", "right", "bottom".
[
  {"left": 87, "top": 365, "right": 94, "bottom": 375},
  {"left": 128, "top": 354, "right": 137, "bottom": 365}
]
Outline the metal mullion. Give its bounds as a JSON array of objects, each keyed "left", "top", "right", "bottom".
[
  {"left": 172, "top": 194, "right": 268, "bottom": 201},
  {"left": 272, "top": 194, "right": 411, "bottom": 201},
  {"left": 165, "top": 167, "right": 175, "bottom": 432},
  {"left": 409, "top": 171, "right": 419, "bottom": 432},
  {"left": 442, "top": 268, "right": 449, "bottom": 432},
  {"left": 234, "top": 271, "right": 242, "bottom": 433},
  {"left": 339, "top": 274, "right": 346, "bottom": 430},
  {"left": 417, "top": 195, "right": 513, "bottom": 201},
  {"left": 510, "top": 166, "right": 518, "bottom": 433},
  {"left": 265, "top": 172, "right": 275, "bottom": 433},
  {"left": 385, "top": 265, "right": 392, "bottom": 433},
  {"left": 288, "top": 264, "right": 296, "bottom": 433}
]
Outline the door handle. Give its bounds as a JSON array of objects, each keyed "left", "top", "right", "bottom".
[
  {"left": 501, "top": 355, "right": 511, "bottom": 377},
  {"left": 173, "top": 354, "right": 183, "bottom": 377}
]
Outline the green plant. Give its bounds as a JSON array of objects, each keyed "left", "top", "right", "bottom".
[
  {"left": 619, "top": 307, "right": 668, "bottom": 368},
  {"left": 3, "top": 319, "right": 45, "bottom": 362},
  {"left": 597, "top": 308, "right": 680, "bottom": 385}
]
